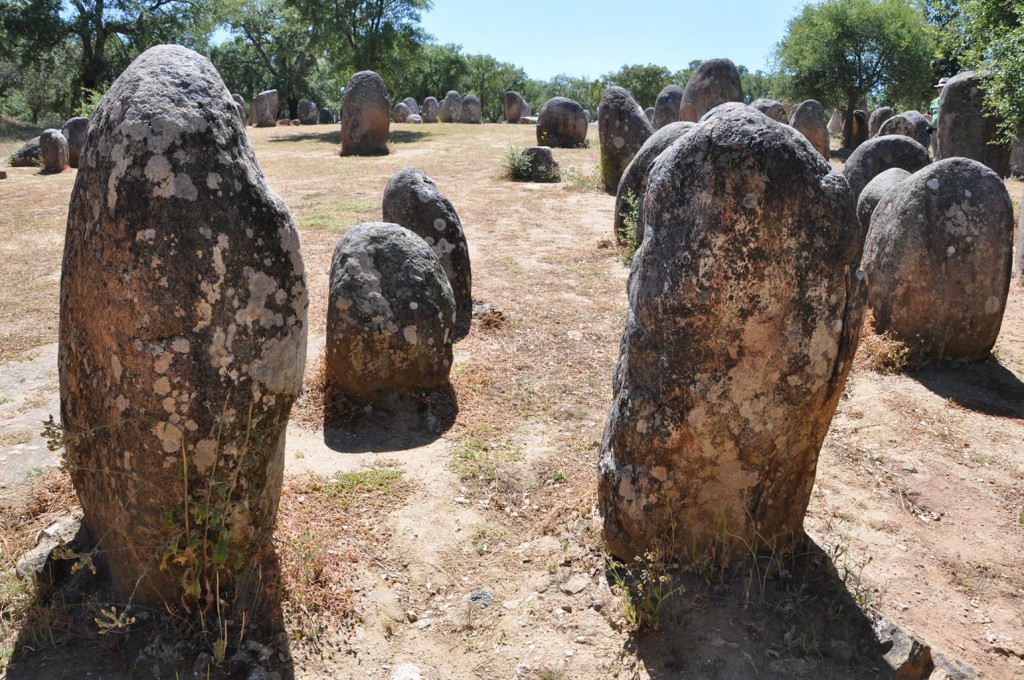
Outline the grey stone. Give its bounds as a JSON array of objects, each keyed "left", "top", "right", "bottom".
[
  {"left": 874, "top": 612, "right": 934, "bottom": 679},
  {"left": 879, "top": 113, "right": 932, "bottom": 148},
  {"left": 750, "top": 98, "right": 787, "bottom": 124},
  {"left": 326, "top": 222, "right": 454, "bottom": 400},
  {"left": 231, "top": 93, "right": 246, "bottom": 122},
  {"left": 252, "top": 89, "right": 279, "bottom": 127},
  {"left": 537, "top": 97, "right": 588, "bottom": 148},
  {"left": 850, "top": 109, "right": 869, "bottom": 149},
  {"left": 298, "top": 100, "right": 318, "bottom": 125},
  {"left": 40, "top": 128, "right": 69, "bottom": 173},
  {"left": 559, "top": 575, "right": 590, "bottom": 595},
  {"left": 643, "top": 106, "right": 654, "bottom": 124},
  {"left": 59, "top": 45, "right": 307, "bottom": 604},
  {"left": 868, "top": 106, "right": 895, "bottom": 137},
  {"left": 407, "top": 114, "right": 422, "bottom": 124},
  {"left": 863, "top": 157, "right": 1013, "bottom": 361},
  {"left": 468, "top": 589, "right": 493, "bottom": 608},
  {"left": 341, "top": 71, "right": 390, "bottom": 156},
  {"left": 521, "top": 146, "right": 560, "bottom": 183},
  {"left": 392, "top": 101, "right": 411, "bottom": 123},
  {"left": 381, "top": 166, "right": 472, "bottom": 335},
  {"left": 504, "top": 91, "right": 530, "bottom": 122},
  {"left": 679, "top": 58, "right": 743, "bottom": 122},
  {"left": 11, "top": 137, "right": 41, "bottom": 167},
  {"left": 460, "top": 94, "right": 481, "bottom": 124},
  {"left": 842, "top": 134, "right": 930, "bottom": 203},
  {"left": 790, "top": 99, "right": 830, "bottom": 158},
  {"left": 599, "top": 103, "right": 865, "bottom": 562},
  {"left": 937, "top": 70, "right": 1011, "bottom": 175},
  {"left": 653, "top": 85, "right": 683, "bottom": 129},
  {"left": 318, "top": 107, "right": 335, "bottom": 124},
  {"left": 438, "top": 91, "right": 461, "bottom": 123},
  {"left": 422, "top": 97, "right": 439, "bottom": 123},
  {"left": 401, "top": 97, "right": 418, "bottom": 114},
  {"left": 60, "top": 117, "right": 89, "bottom": 168},
  {"left": 598, "top": 86, "right": 653, "bottom": 193},
  {"left": 857, "top": 167, "right": 910, "bottom": 229}
]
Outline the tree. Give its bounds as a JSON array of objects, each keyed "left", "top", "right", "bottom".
[
  {"left": 775, "top": 0, "right": 935, "bottom": 148},
  {"left": 602, "top": 63, "right": 673, "bottom": 108},
  {"left": 461, "top": 54, "right": 526, "bottom": 122}
]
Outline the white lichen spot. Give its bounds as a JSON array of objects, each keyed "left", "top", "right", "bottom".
[
  {"left": 652, "top": 466, "right": 668, "bottom": 482},
  {"left": 111, "top": 355, "right": 123, "bottom": 382},
  {"left": 135, "top": 229, "right": 157, "bottom": 242},
  {"left": 115, "top": 394, "right": 128, "bottom": 413},
  {"left": 185, "top": 419, "right": 198, "bottom": 432},
  {"left": 613, "top": 136, "right": 625, "bottom": 149},
  {"left": 154, "top": 377, "right": 171, "bottom": 396},
  {"left": 403, "top": 326, "right": 418, "bottom": 344},
  {"left": 985, "top": 296, "right": 1001, "bottom": 314},
  {"left": 248, "top": 332, "right": 306, "bottom": 395},
  {"left": 433, "top": 239, "right": 456, "bottom": 256},
  {"left": 964, "top": 189, "right": 972, "bottom": 198},
  {"left": 409, "top": 301, "right": 419, "bottom": 310},
  {"left": 926, "top": 178, "right": 940, "bottom": 191},
  {"left": 947, "top": 245, "right": 956, "bottom": 255},
  {"left": 152, "top": 421, "right": 183, "bottom": 453},
  {"left": 235, "top": 272, "right": 281, "bottom": 328},
  {"left": 206, "top": 172, "right": 222, "bottom": 190},
  {"left": 192, "top": 439, "right": 218, "bottom": 473},
  {"left": 154, "top": 352, "right": 172, "bottom": 375},
  {"left": 433, "top": 218, "right": 447, "bottom": 232},
  {"left": 171, "top": 338, "right": 191, "bottom": 353},
  {"left": 162, "top": 396, "right": 176, "bottom": 413}
]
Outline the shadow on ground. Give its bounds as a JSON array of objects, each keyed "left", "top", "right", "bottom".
[
  {"left": 5, "top": 525, "right": 295, "bottom": 680},
  {"left": 321, "top": 384, "right": 457, "bottom": 453},
  {"left": 615, "top": 535, "right": 972, "bottom": 679},
  {"left": 268, "top": 128, "right": 340, "bottom": 145},
  {"left": 912, "top": 357, "right": 1024, "bottom": 419}
]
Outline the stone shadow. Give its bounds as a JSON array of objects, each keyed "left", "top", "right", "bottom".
[
  {"left": 5, "top": 523, "right": 295, "bottom": 680},
  {"left": 388, "top": 130, "right": 432, "bottom": 145},
  {"left": 267, "top": 129, "right": 340, "bottom": 144},
  {"left": 617, "top": 535, "right": 971, "bottom": 679},
  {"left": 911, "top": 358, "right": 1024, "bottom": 419},
  {"left": 321, "top": 384, "right": 457, "bottom": 453}
]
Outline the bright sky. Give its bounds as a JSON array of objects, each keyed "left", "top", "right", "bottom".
[{"left": 419, "top": 0, "right": 802, "bottom": 81}]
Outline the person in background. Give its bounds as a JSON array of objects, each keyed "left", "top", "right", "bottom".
[{"left": 927, "top": 77, "right": 948, "bottom": 156}]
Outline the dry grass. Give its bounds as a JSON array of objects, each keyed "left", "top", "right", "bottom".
[{"left": 854, "top": 308, "right": 929, "bottom": 374}]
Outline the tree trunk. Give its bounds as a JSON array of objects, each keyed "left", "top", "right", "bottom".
[
  {"left": 842, "top": 95, "right": 858, "bottom": 150},
  {"left": 287, "top": 97, "right": 298, "bottom": 120}
]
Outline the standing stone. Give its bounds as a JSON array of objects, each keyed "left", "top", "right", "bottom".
[
  {"left": 537, "top": 97, "right": 588, "bottom": 148},
  {"left": 599, "top": 103, "right": 865, "bottom": 562},
  {"left": 678, "top": 58, "right": 743, "bottom": 122},
  {"left": 392, "top": 102, "right": 411, "bottom": 123},
  {"left": 460, "top": 94, "right": 482, "bottom": 124},
  {"left": 598, "top": 86, "right": 654, "bottom": 194},
  {"left": 856, "top": 167, "right": 910, "bottom": 229},
  {"left": 252, "top": 89, "right": 279, "bottom": 127},
  {"left": 584, "top": 110, "right": 592, "bottom": 124},
  {"left": 504, "top": 91, "right": 530, "bottom": 123},
  {"left": 401, "top": 97, "right": 419, "bottom": 115},
  {"left": 39, "top": 128, "right": 69, "bottom": 173},
  {"left": 326, "top": 222, "right": 454, "bottom": 401},
  {"left": 842, "top": 135, "right": 930, "bottom": 203},
  {"left": 232, "top": 93, "right": 246, "bottom": 122},
  {"left": 643, "top": 107, "right": 654, "bottom": 124},
  {"left": 653, "top": 85, "right": 683, "bottom": 129},
  {"left": 422, "top": 97, "right": 439, "bottom": 123},
  {"left": 613, "top": 121, "right": 695, "bottom": 245},
  {"left": 868, "top": 107, "right": 895, "bottom": 137},
  {"left": 381, "top": 166, "right": 472, "bottom": 335},
  {"left": 341, "top": 71, "right": 390, "bottom": 156},
  {"left": 1009, "top": 139, "right": 1024, "bottom": 178},
  {"left": 522, "top": 146, "right": 560, "bottom": 182},
  {"left": 827, "top": 109, "right": 843, "bottom": 136},
  {"left": 10, "top": 137, "right": 41, "bottom": 166},
  {"left": 407, "top": 114, "right": 423, "bottom": 124},
  {"left": 750, "top": 99, "right": 788, "bottom": 124},
  {"left": 59, "top": 45, "right": 307, "bottom": 605},
  {"left": 862, "top": 158, "right": 1012, "bottom": 359},
  {"left": 438, "top": 91, "right": 462, "bottom": 123},
  {"left": 60, "top": 117, "right": 89, "bottom": 168},
  {"left": 318, "top": 108, "right": 335, "bottom": 124},
  {"left": 850, "top": 110, "right": 869, "bottom": 149},
  {"left": 878, "top": 113, "right": 931, "bottom": 148},
  {"left": 790, "top": 99, "right": 830, "bottom": 159},
  {"left": 298, "top": 100, "right": 318, "bottom": 125},
  {"left": 937, "top": 71, "right": 1011, "bottom": 176}
]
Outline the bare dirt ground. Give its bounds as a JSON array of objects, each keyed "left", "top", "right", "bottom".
[{"left": 1, "top": 119, "right": 1023, "bottom": 679}]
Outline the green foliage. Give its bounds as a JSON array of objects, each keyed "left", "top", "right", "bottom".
[
  {"left": 775, "top": 0, "right": 935, "bottom": 146},
  {"left": 605, "top": 546, "right": 685, "bottom": 632},
  {"left": 502, "top": 144, "right": 533, "bottom": 181},
  {"left": 73, "top": 88, "right": 104, "bottom": 118},
  {"left": 619, "top": 188, "right": 641, "bottom": 265},
  {"left": 602, "top": 63, "right": 674, "bottom": 108}
]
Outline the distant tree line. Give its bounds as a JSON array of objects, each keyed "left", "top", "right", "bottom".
[{"left": 0, "top": 0, "right": 1020, "bottom": 139}]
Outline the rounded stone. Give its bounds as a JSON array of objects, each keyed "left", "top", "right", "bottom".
[
  {"left": 422, "top": 97, "right": 439, "bottom": 123},
  {"left": 537, "top": 97, "right": 588, "bottom": 148},
  {"left": 679, "top": 58, "right": 743, "bottom": 122},
  {"left": 653, "top": 85, "right": 683, "bottom": 129},
  {"left": 504, "top": 91, "right": 530, "bottom": 122},
  {"left": 407, "top": 114, "right": 423, "bottom": 124},
  {"left": 59, "top": 45, "right": 308, "bottom": 605},
  {"left": 341, "top": 71, "right": 390, "bottom": 156},
  {"left": 850, "top": 110, "right": 869, "bottom": 149},
  {"left": 438, "top": 91, "right": 462, "bottom": 123},
  {"left": 937, "top": 71, "right": 1011, "bottom": 176},
  {"left": 326, "top": 222, "right": 455, "bottom": 399},
  {"left": 842, "top": 134, "right": 930, "bottom": 203},
  {"left": 401, "top": 97, "right": 418, "bottom": 114},
  {"left": 868, "top": 107, "right": 895, "bottom": 137},
  {"left": 598, "top": 86, "right": 653, "bottom": 194},
  {"left": 251, "top": 89, "right": 279, "bottom": 127},
  {"left": 10, "top": 137, "right": 41, "bottom": 167},
  {"left": 856, "top": 167, "right": 910, "bottom": 229},
  {"left": 298, "top": 100, "right": 318, "bottom": 125},
  {"left": 392, "top": 102, "right": 411, "bottom": 123},
  {"left": 381, "top": 166, "right": 472, "bottom": 335},
  {"left": 60, "top": 117, "right": 89, "bottom": 168},
  {"left": 750, "top": 99, "right": 787, "bottom": 124},
  {"left": 827, "top": 109, "right": 843, "bottom": 136},
  {"left": 39, "top": 128, "right": 68, "bottom": 173},
  {"left": 460, "top": 94, "right": 482, "bottom": 124},
  {"left": 789, "top": 99, "right": 830, "bottom": 159},
  {"left": 318, "top": 108, "right": 335, "bottom": 124},
  {"left": 600, "top": 102, "right": 865, "bottom": 562},
  {"left": 522, "top": 146, "right": 560, "bottom": 183},
  {"left": 613, "top": 121, "right": 695, "bottom": 245},
  {"left": 863, "top": 158, "right": 1012, "bottom": 360}
]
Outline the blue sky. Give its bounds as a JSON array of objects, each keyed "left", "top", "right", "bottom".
[{"left": 419, "top": 0, "right": 802, "bottom": 81}]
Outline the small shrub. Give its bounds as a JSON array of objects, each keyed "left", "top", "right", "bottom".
[
  {"left": 618, "top": 188, "right": 641, "bottom": 265},
  {"left": 74, "top": 88, "right": 104, "bottom": 118},
  {"left": 562, "top": 165, "right": 602, "bottom": 193},
  {"left": 854, "top": 309, "right": 931, "bottom": 374},
  {"left": 604, "top": 545, "right": 685, "bottom": 632},
  {"left": 502, "top": 145, "right": 533, "bottom": 181}
]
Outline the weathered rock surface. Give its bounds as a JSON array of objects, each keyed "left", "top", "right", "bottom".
[
  {"left": 599, "top": 103, "right": 865, "bottom": 561},
  {"left": 842, "top": 134, "right": 930, "bottom": 203},
  {"left": 438, "top": 91, "right": 462, "bottom": 123},
  {"left": 643, "top": 106, "right": 654, "bottom": 124},
  {"left": 863, "top": 157, "right": 1012, "bottom": 360},
  {"left": 937, "top": 71, "right": 1011, "bottom": 176},
  {"left": 407, "top": 114, "right": 422, "bottom": 124},
  {"left": 401, "top": 97, "right": 418, "bottom": 115},
  {"left": 613, "top": 121, "right": 694, "bottom": 245},
  {"left": 231, "top": 93, "right": 246, "bottom": 121},
  {"left": 319, "top": 107, "right": 335, "bottom": 124},
  {"left": 790, "top": 99, "right": 830, "bottom": 158},
  {"left": 298, "top": 100, "right": 318, "bottom": 125},
  {"left": 537, "top": 97, "right": 588, "bottom": 148},
  {"left": 504, "top": 91, "right": 530, "bottom": 123},
  {"left": 653, "top": 85, "right": 683, "bottom": 129},
  {"left": 460, "top": 94, "right": 481, "bottom": 124},
  {"left": 392, "top": 102, "right": 411, "bottom": 123},
  {"left": 341, "top": 71, "right": 390, "bottom": 156},
  {"left": 381, "top": 166, "right": 472, "bottom": 335},
  {"left": 326, "top": 222, "right": 454, "bottom": 400},
  {"left": 850, "top": 109, "right": 869, "bottom": 149},
  {"left": 252, "top": 89, "right": 279, "bottom": 127},
  {"left": 522, "top": 146, "right": 559, "bottom": 183},
  {"left": 868, "top": 107, "right": 895, "bottom": 137},
  {"left": 678, "top": 58, "right": 743, "bottom": 122},
  {"left": 59, "top": 45, "right": 308, "bottom": 604},
  {"left": 39, "top": 128, "right": 69, "bottom": 173},
  {"left": 879, "top": 113, "right": 927, "bottom": 148},
  {"left": 422, "top": 97, "right": 439, "bottom": 123},
  {"left": 750, "top": 98, "right": 787, "bottom": 124},
  {"left": 60, "top": 117, "right": 89, "bottom": 168},
  {"left": 10, "top": 137, "right": 41, "bottom": 167},
  {"left": 597, "top": 86, "right": 653, "bottom": 194},
  {"left": 856, "top": 167, "right": 910, "bottom": 229}
]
